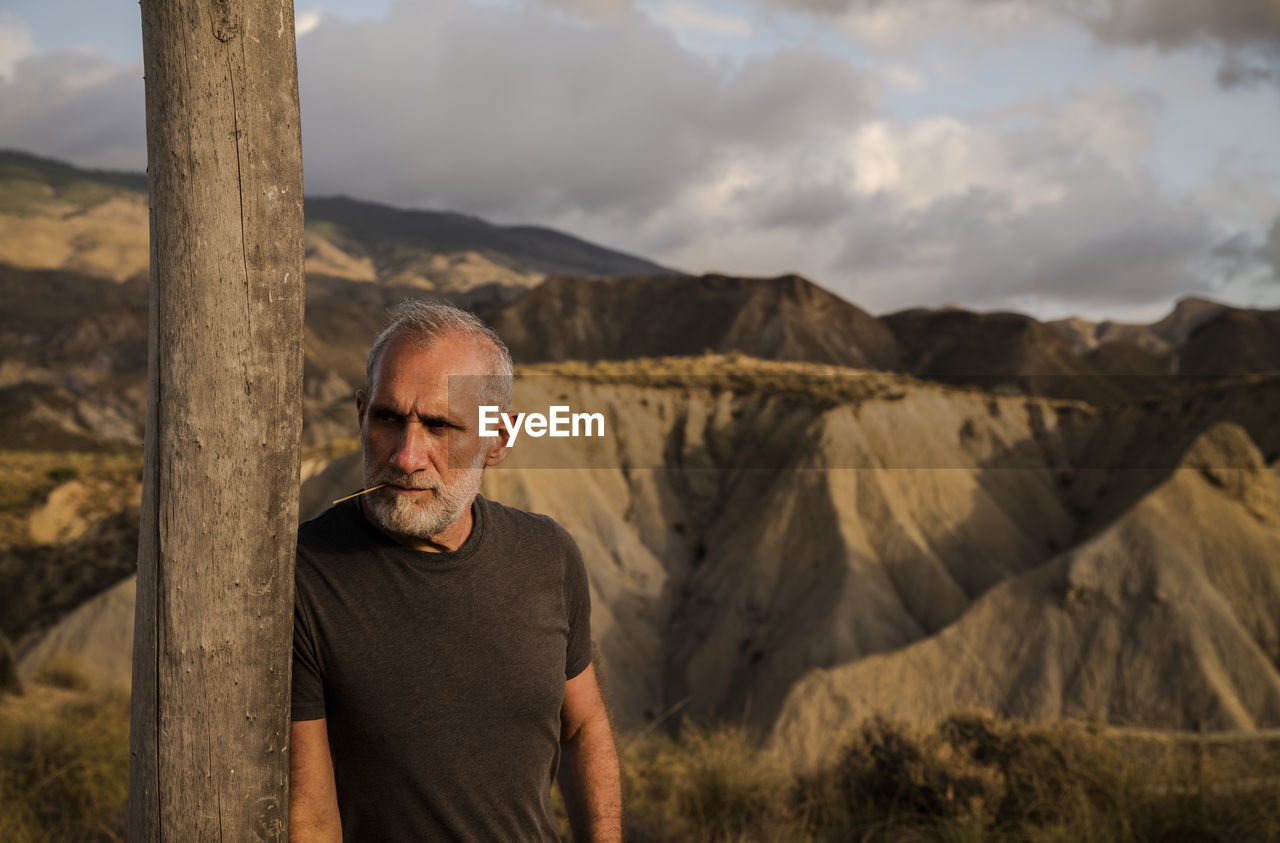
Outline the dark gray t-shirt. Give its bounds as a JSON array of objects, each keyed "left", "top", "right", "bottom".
[{"left": 292, "top": 495, "right": 593, "bottom": 841}]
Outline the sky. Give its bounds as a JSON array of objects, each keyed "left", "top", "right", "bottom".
[{"left": 0, "top": 0, "right": 1278, "bottom": 321}]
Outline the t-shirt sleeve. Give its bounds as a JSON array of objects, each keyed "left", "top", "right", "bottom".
[
  {"left": 291, "top": 578, "right": 327, "bottom": 721},
  {"left": 561, "top": 528, "right": 593, "bottom": 680}
]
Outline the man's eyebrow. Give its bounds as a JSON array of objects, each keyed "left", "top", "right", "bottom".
[
  {"left": 368, "top": 402, "right": 465, "bottom": 428},
  {"left": 419, "top": 412, "right": 464, "bottom": 428}
]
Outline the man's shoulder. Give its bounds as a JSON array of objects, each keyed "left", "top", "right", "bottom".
[{"left": 478, "top": 495, "right": 577, "bottom": 551}]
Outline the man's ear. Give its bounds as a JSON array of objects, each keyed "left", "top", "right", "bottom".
[
  {"left": 482, "top": 410, "right": 514, "bottom": 468},
  {"left": 355, "top": 389, "right": 368, "bottom": 426}
]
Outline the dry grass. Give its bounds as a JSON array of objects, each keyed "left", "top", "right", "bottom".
[
  {"left": 33, "top": 651, "right": 94, "bottom": 693},
  {"left": 2, "top": 692, "right": 1276, "bottom": 842},
  {"left": 623, "top": 713, "right": 1280, "bottom": 842},
  {"left": 623, "top": 724, "right": 805, "bottom": 842},
  {"left": 0, "top": 666, "right": 129, "bottom": 842}
]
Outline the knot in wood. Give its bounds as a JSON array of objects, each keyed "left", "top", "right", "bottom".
[{"left": 211, "top": 0, "right": 240, "bottom": 42}]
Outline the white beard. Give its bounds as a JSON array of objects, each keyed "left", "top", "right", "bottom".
[{"left": 361, "top": 461, "right": 484, "bottom": 541}]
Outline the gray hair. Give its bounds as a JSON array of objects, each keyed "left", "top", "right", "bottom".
[{"left": 366, "top": 300, "right": 513, "bottom": 409}]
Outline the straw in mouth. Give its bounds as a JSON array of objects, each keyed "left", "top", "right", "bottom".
[{"left": 331, "top": 484, "right": 388, "bottom": 505}]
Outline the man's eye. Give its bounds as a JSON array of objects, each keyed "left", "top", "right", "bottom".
[{"left": 374, "top": 411, "right": 399, "bottom": 423}]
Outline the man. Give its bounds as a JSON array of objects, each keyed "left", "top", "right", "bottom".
[{"left": 290, "top": 301, "right": 622, "bottom": 841}]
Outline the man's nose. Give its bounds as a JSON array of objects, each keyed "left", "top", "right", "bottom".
[{"left": 389, "top": 422, "right": 433, "bottom": 474}]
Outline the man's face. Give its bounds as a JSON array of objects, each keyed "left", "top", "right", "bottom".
[{"left": 356, "top": 333, "right": 508, "bottom": 549}]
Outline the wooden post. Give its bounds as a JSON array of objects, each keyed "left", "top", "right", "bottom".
[{"left": 129, "top": 0, "right": 304, "bottom": 839}]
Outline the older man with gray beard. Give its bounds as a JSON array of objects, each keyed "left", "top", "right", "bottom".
[{"left": 289, "top": 301, "right": 621, "bottom": 842}]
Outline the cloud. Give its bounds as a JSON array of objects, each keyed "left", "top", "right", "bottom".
[
  {"left": 832, "top": 127, "right": 1203, "bottom": 308},
  {"left": 755, "top": 0, "right": 1280, "bottom": 50},
  {"left": 292, "top": 1, "right": 1265, "bottom": 315},
  {"left": 535, "top": 0, "right": 634, "bottom": 19},
  {"left": 650, "top": 1, "right": 752, "bottom": 39},
  {"left": 819, "top": 0, "right": 1060, "bottom": 54},
  {"left": 0, "top": 46, "right": 144, "bottom": 170},
  {"left": 1216, "top": 51, "right": 1279, "bottom": 89},
  {"left": 1071, "top": 0, "right": 1280, "bottom": 89},
  {"left": 0, "top": 18, "right": 33, "bottom": 82},
  {"left": 616, "top": 86, "right": 1255, "bottom": 315},
  {"left": 0, "top": 1, "right": 1268, "bottom": 320},
  {"left": 295, "top": 10, "right": 325, "bottom": 37},
  {"left": 830, "top": 111, "right": 1237, "bottom": 310},
  {"left": 296, "top": 1, "right": 877, "bottom": 222},
  {"left": 1076, "top": 0, "right": 1280, "bottom": 51},
  {"left": 756, "top": 0, "right": 1280, "bottom": 89}
]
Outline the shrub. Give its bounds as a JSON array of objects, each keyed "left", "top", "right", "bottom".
[
  {"left": 34, "top": 652, "right": 92, "bottom": 692},
  {"left": 623, "top": 724, "right": 807, "bottom": 842},
  {"left": 46, "top": 465, "right": 81, "bottom": 484},
  {"left": 815, "top": 711, "right": 1280, "bottom": 843},
  {"left": 0, "top": 687, "right": 129, "bottom": 842}
]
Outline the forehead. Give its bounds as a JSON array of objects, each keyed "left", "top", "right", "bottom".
[{"left": 367, "top": 334, "right": 492, "bottom": 404}]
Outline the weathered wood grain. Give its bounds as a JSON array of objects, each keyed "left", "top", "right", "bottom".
[{"left": 129, "top": 0, "right": 304, "bottom": 838}]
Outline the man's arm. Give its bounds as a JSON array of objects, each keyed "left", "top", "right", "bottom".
[
  {"left": 558, "top": 663, "right": 622, "bottom": 842},
  {"left": 289, "top": 718, "right": 342, "bottom": 842}
]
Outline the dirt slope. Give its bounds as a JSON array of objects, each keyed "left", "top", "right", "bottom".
[
  {"left": 296, "top": 363, "right": 1094, "bottom": 731},
  {"left": 770, "top": 422, "right": 1280, "bottom": 770},
  {"left": 22, "top": 363, "right": 1280, "bottom": 742}
]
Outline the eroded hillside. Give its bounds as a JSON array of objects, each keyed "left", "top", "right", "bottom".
[
  {"left": 7, "top": 149, "right": 1280, "bottom": 761},
  {"left": 13, "top": 355, "right": 1280, "bottom": 750},
  {"left": 772, "top": 421, "right": 1280, "bottom": 770}
]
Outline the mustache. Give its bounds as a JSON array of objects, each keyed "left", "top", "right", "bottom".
[{"left": 372, "top": 473, "right": 438, "bottom": 491}]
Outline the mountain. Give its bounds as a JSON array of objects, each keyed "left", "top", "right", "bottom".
[
  {"left": 491, "top": 273, "right": 903, "bottom": 369},
  {"left": 0, "top": 149, "right": 670, "bottom": 291},
  {"left": 882, "top": 300, "right": 1280, "bottom": 402},
  {"left": 0, "top": 153, "right": 149, "bottom": 283},
  {"left": 885, "top": 307, "right": 1085, "bottom": 377},
  {"left": 771, "top": 421, "right": 1280, "bottom": 770},
  {"left": 304, "top": 196, "right": 670, "bottom": 288},
  {"left": 1047, "top": 296, "right": 1226, "bottom": 356},
  {"left": 1176, "top": 306, "right": 1280, "bottom": 377},
  {"left": 881, "top": 306, "right": 1129, "bottom": 402},
  {"left": 1047, "top": 296, "right": 1280, "bottom": 381},
  {"left": 6, "top": 147, "right": 1279, "bottom": 395},
  {"left": 18, "top": 361, "right": 1279, "bottom": 748},
  {"left": 1082, "top": 340, "right": 1171, "bottom": 377},
  {"left": 7, "top": 147, "right": 1280, "bottom": 755}
]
